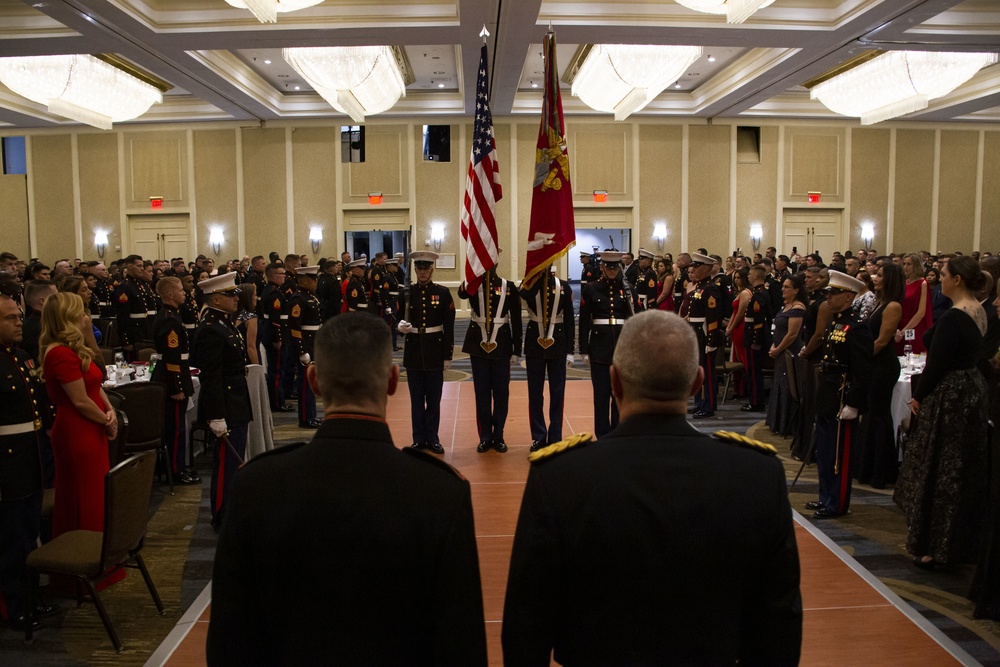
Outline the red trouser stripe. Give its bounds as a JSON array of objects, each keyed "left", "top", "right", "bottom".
[
  {"left": 215, "top": 437, "right": 226, "bottom": 514},
  {"left": 172, "top": 400, "right": 182, "bottom": 474},
  {"left": 838, "top": 421, "right": 853, "bottom": 514},
  {"left": 273, "top": 353, "right": 282, "bottom": 399}
]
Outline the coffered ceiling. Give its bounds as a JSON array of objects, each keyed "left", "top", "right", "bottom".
[{"left": 0, "top": 0, "right": 998, "bottom": 128}]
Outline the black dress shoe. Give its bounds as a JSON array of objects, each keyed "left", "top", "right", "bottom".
[
  {"left": 693, "top": 410, "right": 714, "bottom": 419},
  {"left": 409, "top": 443, "right": 424, "bottom": 450},
  {"left": 177, "top": 470, "right": 201, "bottom": 485},
  {"left": 812, "top": 507, "right": 840, "bottom": 519},
  {"left": 287, "top": 391, "right": 300, "bottom": 401},
  {"left": 529, "top": 440, "right": 546, "bottom": 452},
  {"left": 272, "top": 403, "right": 295, "bottom": 413},
  {"left": 4, "top": 614, "right": 42, "bottom": 631},
  {"left": 740, "top": 404, "right": 765, "bottom": 412},
  {"left": 428, "top": 442, "right": 444, "bottom": 455},
  {"left": 476, "top": 441, "right": 491, "bottom": 453},
  {"left": 34, "top": 603, "right": 60, "bottom": 619},
  {"left": 299, "top": 418, "right": 322, "bottom": 429},
  {"left": 493, "top": 441, "right": 508, "bottom": 453},
  {"left": 804, "top": 501, "right": 825, "bottom": 511},
  {"left": 913, "top": 556, "right": 946, "bottom": 571}
]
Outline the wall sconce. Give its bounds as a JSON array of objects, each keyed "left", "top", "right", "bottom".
[
  {"left": 94, "top": 230, "right": 108, "bottom": 259},
  {"left": 368, "top": 192, "right": 383, "bottom": 205},
  {"left": 593, "top": 190, "right": 608, "bottom": 203},
  {"left": 652, "top": 222, "right": 667, "bottom": 251},
  {"left": 861, "top": 222, "right": 875, "bottom": 252},
  {"left": 209, "top": 228, "right": 224, "bottom": 256},
  {"left": 309, "top": 226, "right": 323, "bottom": 254},
  {"left": 749, "top": 224, "right": 763, "bottom": 251},
  {"left": 430, "top": 223, "right": 444, "bottom": 251}
]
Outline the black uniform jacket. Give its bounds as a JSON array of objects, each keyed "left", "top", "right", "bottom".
[
  {"left": 345, "top": 275, "right": 369, "bottom": 312},
  {"left": 151, "top": 306, "right": 194, "bottom": 397},
  {"left": 402, "top": 281, "right": 455, "bottom": 371},
  {"left": 115, "top": 276, "right": 153, "bottom": 346},
  {"left": 316, "top": 273, "right": 342, "bottom": 322},
  {"left": 579, "top": 277, "right": 632, "bottom": 364},
  {"left": 191, "top": 308, "right": 252, "bottom": 424},
  {"left": 0, "top": 345, "right": 44, "bottom": 501},
  {"left": 816, "top": 309, "right": 873, "bottom": 417},
  {"left": 206, "top": 415, "right": 488, "bottom": 666},
  {"left": 258, "top": 282, "right": 286, "bottom": 345},
  {"left": 520, "top": 275, "right": 574, "bottom": 358},
  {"left": 688, "top": 278, "right": 724, "bottom": 350},
  {"left": 636, "top": 266, "right": 658, "bottom": 311},
  {"left": 459, "top": 276, "right": 522, "bottom": 359},
  {"left": 745, "top": 284, "right": 773, "bottom": 349},
  {"left": 502, "top": 413, "right": 802, "bottom": 667},
  {"left": 287, "top": 289, "right": 322, "bottom": 360}
]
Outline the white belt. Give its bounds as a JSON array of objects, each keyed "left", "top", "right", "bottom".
[
  {"left": 528, "top": 314, "right": 563, "bottom": 323},
  {"left": 129, "top": 313, "right": 147, "bottom": 319},
  {"left": 354, "top": 304, "right": 368, "bottom": 309},
  {"left": 689, "top": 317, "right": 706, "bottom": 323},
  {"left": 388, "top": 292, "right": 400, "bottom": 296},
  {"left": 261, "top": 314, "right": 270, "bottom": 319},
  {"left": 744, "top": 317, "right": 754, "bottom": 323},
  {"left": 0, "top": 421, "right": 38, "bottom": 436},
  {"left": 414, "top": 325, "right": 443, "bottom": 334},
  {"left": 180, "top": 353, "right": 189, "bottom": 360},
  {"left": 147, "top": 310, "right": 157, "bottom": 316},
  {"left": 471, "top": 317, "right": 508, "bottom": 325},
  {"left": 301, "top": 325, "right": 321, "bottom": 331},
  {"left": 98, "top": 302, "right": 110, "bottom": 307},
  {"left": 184, "top": 324, "right": 195, "bottom": 330},
  {"left": 279, "top": 315, "right": 288, "bottom": 320},
  {"left": 592, "top": 318, "right": 625, "bottom": 325}
]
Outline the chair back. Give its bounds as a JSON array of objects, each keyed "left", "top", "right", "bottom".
[
  {"left": 103, "top": 320, "right": 119, "bottom": 348},
  {"left": 101, "top": 347, "right": 116, "bottom": 367},
  {"left": 115, "top": 383, "right": 165, "bottom": 446},
  {"left": 105, "top": 389, "right": 125, "bottom": 411},
  {"left": 137, "top": 346, "right": 155, "bottom": 363},
  {"left": 784, "top": 351, "right": 799, "bottom": 402},
  {"left": 100, "top": 451, "right": 156, "bottom": 572},
  {"left": 108, "top": 409, "right": 129, "bottom": 467}
]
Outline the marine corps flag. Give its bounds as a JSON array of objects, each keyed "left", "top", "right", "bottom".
[{"left": 522, "top": 30, "right": 575, "bottom": 290}]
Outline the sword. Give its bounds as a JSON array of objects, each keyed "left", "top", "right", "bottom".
[
  {"left": 220, "top": 432, "right": 245, "bottom": 466},
  {"left": 833, "top": 376, "right": 847, "bottom": 475}
]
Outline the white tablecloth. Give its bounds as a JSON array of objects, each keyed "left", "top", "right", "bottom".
[{"left": 890, "top": 374, "right": 912, "bottom": 439}]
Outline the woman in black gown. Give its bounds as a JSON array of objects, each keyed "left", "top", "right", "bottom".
[
  {"left": 765, "top": 273, "right": 807, "bottom": 437},
  {"left": 894, "top": 256, "right": 989, "bottom": 570},
  {"left": 856, "top": 263, "right": 904, "bottom": 488}
]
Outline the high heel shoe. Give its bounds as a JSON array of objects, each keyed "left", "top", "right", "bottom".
[{"left": 913, "top": 556, "right": 938, "bottom": 571}]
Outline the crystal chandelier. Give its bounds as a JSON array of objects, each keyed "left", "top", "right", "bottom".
[
  {"left": 283, "top": 46, "right": 407, "bottom": 122},
  {"left": 571, "top": 45, "right": 703, "bottom": 120},
  {"left": 224, "top": 0, "right": 324, "bottom": 24},
  {"left": 674, "top": 0, "right": 776, "bottom": 24},
  {"left": 811, "top": 50, "right": 998, "bottom": 125},
  {"left": 0, "top": 54, "right": 163, "bottom": 130}
]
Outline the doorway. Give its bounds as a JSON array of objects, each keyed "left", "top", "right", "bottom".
[
  {"left": 782, "top": 210, "right": 842, "bottom": 261},
  {"left": 128, "top": 215, "right": 190, "bottom": 260},
  {"left": 570, "top": 227, "right": 631, "bottom": 282},
  {"left": 344, "top": 230, "right": 411, "bottom": 262}
]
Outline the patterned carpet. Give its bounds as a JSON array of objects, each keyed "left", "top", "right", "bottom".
[{"left": 3, "top": 325, "right": 999, "bottom": 665}]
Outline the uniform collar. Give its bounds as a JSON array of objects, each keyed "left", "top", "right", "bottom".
[
  {"left": 605, "top": 413, "right": 705, "bottom": 439},
  {"left": 316, "top": 413, "right": 394, "bottom": 444}
]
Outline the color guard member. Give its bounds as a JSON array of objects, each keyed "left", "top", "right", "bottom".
[
  {"left": 152, "top": 277, "right": 200, "bottom": 485},
  {"left": 459, "top": 265, "right": 522, "bottom": 453},
  {"left": 579, "top": 251, "right": 633, "bottom": 437},
  {"left": 808, "top": 271, "right": 872, "bottom": 519},
  {"left": 687, "top": 252, "right": 723, "bottom": 418},
  {"left": 287, "top": 266, "right": 323, "bottom": 429},
  {"left": 191, "top": 273, "right": 253, "bottom": 529},
  {"left": 397, "top": 252, "right": 455, "bottom": 454},
  {"left": 521, "top": 265, "right": 574, "bottom": 451}
]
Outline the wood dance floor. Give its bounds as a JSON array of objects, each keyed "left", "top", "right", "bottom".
[{"left": 148, "top": 381, "right": 975, "bottom": 666}]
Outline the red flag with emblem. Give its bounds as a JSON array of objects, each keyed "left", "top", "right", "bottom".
[{"left": 522, "top": 30, "right": 575, "bottom": 290}]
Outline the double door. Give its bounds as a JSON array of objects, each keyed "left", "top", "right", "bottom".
[
  {"left": 129, "top": 216, "right": 190, "bottom": 260},
  {"left": 782, "top": 210, "right": 842, "bottom": 260}
]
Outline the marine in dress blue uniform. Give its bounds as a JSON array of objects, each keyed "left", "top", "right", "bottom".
[
  {"left": 114, "top": 255, "right": 152, "bottom": 362},
  {"left": 460, "top": 267, "right": 522, "bottom": 453},
  {"left": 279, "top": 265, "right": 300, "bottom": 402},
  {"left": 809, "top": 271, "right": 872, "bottom": 519},
  {"left": 258, "top": 263, "right": 289, "bottom": 412},
  {"left": 384, "top": 257, "right": 403, "bottom": 350},
  {"left": 578, "top": 251, "right": 633, "bottom": 437},
  {"left": 687, "top": 252, "right": 724, "bottom": 418},
  {"left": 743, "top": 266, "right": 773, "bottom": 412},
  {"left": 397, "top": 252, "right": 455, "bottom": 454},
  {"left": 345, "top": 256, "right": 370, "bottom": 313},
  {"left": 634, "top": 249, "right": 659, "bottom": 312},
  {"left": 287, "top": 266, "right": 323, "bottom": 429},
  {"left": 520, "top": 267, "right": 574, "bottom": 451},
  {"left": 151, "top": 277, "right": 200, "bottom": 485},
  {"left": 190, "top": 273, "right": 253, "bottom": 529}
]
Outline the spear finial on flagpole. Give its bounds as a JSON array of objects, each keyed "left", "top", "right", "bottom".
[{"left": 480, "top": 24, "right": 490, "bottom": 41}]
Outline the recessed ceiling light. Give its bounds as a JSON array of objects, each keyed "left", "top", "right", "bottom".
[
  {"left": 437, "top": 83, "right": 445, "bottom": 88},
  {"left": 531, "top": 82, "right": 538, "bottom": 88},
  {"left": 674, "top": 83, "right": 682, "bottom": 89},
  {"left": 707, "top": 55, "right": 716, "bottom": 62},
  {"left": 264, "top": 59, "right": 272, "bottom": 65},
  {"left": 294, "top": 85, "right": 300, "bottom": 90}
]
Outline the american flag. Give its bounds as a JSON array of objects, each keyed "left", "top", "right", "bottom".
[{"left": 460, "top": 43, "right": 502, "bottom": 294}]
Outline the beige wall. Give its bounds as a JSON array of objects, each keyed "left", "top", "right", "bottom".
[{"left": 5, "top": 117, "right": 1000, "bottom": 275}]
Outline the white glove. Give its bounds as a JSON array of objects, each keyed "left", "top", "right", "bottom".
[
  {"left": 385, "top": 307, "right": 393, "bottom": 314},
  {"left": 209, "top": 419, "right": 228, "bottom": 437},
  {"left": 838, "top": 405, "right": 858, "bottom": 421},
  {"left": 566, "top": 354, "right": 574, "bottom": 368},
  {"left": 706, "top": 346, "right": 717, "bottom": 353},
  {"left": 397, "top": 320, "right": 413, "bottom": 334},
  {"left": 299, "top": 353, "right": 311, "bottom": 365},
  {"left": 443, "top": 360, "right": 452, "bottom": 371},
  {"left": 510, "top": 355, "right": 519, "bottom": 366},
  {"left": 583, "top": 354, "right": 590, "bottom": 367}
]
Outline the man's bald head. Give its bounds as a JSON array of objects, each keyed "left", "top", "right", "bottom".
[{"left": 612, "top": 311, "right": 699, "bottom": 404}]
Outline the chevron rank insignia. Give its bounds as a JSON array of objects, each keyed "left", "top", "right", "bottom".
[
  {"left": 167, "top": 330, "right": 179, "bottom": 348},
  {"left": 528, "top": 432, "right": 594, "bottom": 463},
  {"left": 712, "top": 430, "right": 778, "bottom": 456}
]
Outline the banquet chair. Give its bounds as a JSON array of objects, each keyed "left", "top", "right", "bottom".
[
  {"left": 24, "top": 451, "right": 164, "bottom": 653},
  {"left": 715, "top": 352, "right": 744, "bottom": 406},
  {"left": 137, "top": 346, "right": 156, "bottom": 363},
  {"left": 100, "top": 347, "right": 116, "bottom": 367},
  {"left": 114, "top": 383, "right": 172, "bottom": 493}
]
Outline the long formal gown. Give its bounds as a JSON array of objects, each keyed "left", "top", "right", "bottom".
[
  {"left": 856, "top": 303, "right": 901, "bottom": 488},
  {"left": 729, "top": 290, "right": 749, "bottom": 397},
  {"left": 656, "top": 280, "right": 674, "bottom": 312},
  {"left": 44, "top": 344, "right": 125, "bottom": 588},
  {"left": 894, "top": 309, "right": 989, "bottom": 565},
  {"left": 896, "top": 278, "right": 932, "bottom": 354},
  {"left": 765, "top": 306, "right": 805, "bottom": 437}
]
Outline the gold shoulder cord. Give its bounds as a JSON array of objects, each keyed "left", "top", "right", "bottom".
[{"left": 528, "top": 432, "right": 593, "bottom": 463}]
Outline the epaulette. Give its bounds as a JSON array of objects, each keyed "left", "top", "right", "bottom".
[
  {"left": 240, "top": 441, "right": 308, "bottom": 467},
  {"left": 528, "top": 432, "right": 593, "bottom": 464},
  {"left": 402, "top": 447, "right": 466, "bottom": 480},
  {"left": 712, "top": 431, "right": 778, "bottom": 456}
]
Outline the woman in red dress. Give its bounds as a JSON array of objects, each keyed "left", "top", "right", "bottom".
[
  {"left": 40, "top": 292, "right": 124, "bottom": 588},
  {"left": 896, "top": 253, "right": 932, "bottom": 354},
  {"left": 654, "top": 258, "right": 675, "bottom": 311},
  {"left": 725, "top": 268, "right": 751, "bottom": 397}
]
